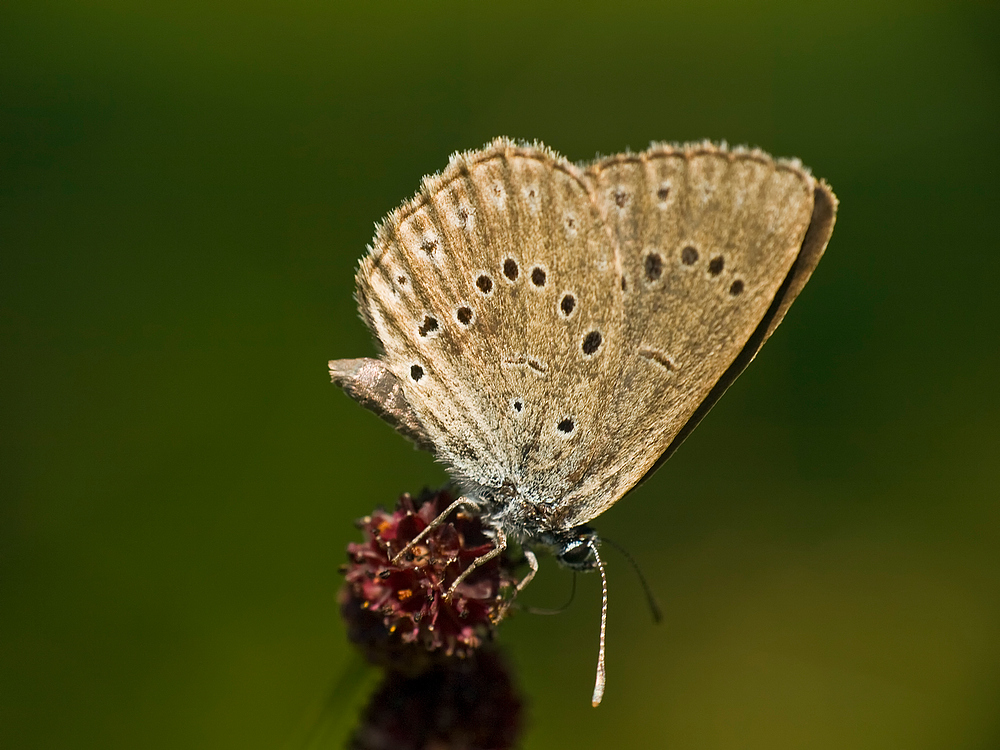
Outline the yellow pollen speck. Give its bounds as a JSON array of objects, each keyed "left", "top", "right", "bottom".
[{"left": 397, "top": 588, "right": 413, "bottom": 601}]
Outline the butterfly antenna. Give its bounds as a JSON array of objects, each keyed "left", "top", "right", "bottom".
[
  {"left": 588, "top": 542, "right": 609, "bottom": 707},
  {"left": 601, "top": 536, "right": 662, "bottom": 624},
  {"left": 521, "top": 572, "right": 578, "bottom": 615}
]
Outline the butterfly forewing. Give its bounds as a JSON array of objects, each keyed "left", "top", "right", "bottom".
[{"left": 356, "top": 140, "right": 625, "bottom": 504}]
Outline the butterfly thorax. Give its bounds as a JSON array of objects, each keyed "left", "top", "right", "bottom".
[{"left": 461, "top": 476, "right": 600, "bottom": 570}]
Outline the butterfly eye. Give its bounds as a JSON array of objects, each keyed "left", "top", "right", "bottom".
[{"left": 557, "top": 540, "right": 597, "bottom": 570}]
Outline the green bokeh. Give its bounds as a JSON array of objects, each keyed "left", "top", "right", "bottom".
[{"left": 2, "top": 1, "right": 998, "bottom": 748}]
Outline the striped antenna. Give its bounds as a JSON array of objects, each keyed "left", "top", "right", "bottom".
[{"left": 590, "top": 542, "right": 608, "bottom": 707}]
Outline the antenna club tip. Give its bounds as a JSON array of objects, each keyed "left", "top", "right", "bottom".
[{"left": 591, "top": 676, "right": 605, "bottom": 707}]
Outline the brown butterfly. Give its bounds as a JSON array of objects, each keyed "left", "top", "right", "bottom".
[{"left": 329, "top": 138, "right": 837, "bottom": 704}]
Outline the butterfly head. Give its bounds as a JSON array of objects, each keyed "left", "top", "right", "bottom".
[{"left": 550, "top": 526, "right": 601, "bottom": 572}]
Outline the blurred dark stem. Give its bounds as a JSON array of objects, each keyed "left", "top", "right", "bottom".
[
  {"left": 348, "top": 649, "right": 522, "bottom": 750},
  {"left": 284, "top": 652, "right": 374, "bottom": 750}
]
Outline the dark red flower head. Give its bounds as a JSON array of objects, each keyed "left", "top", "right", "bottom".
[{"left": 340, "top": 488, "right": 518, "bottom": 669}]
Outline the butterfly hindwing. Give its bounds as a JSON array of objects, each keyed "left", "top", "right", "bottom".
[{"left": 564, "top": 143, "right": 832, "bottom": 525}]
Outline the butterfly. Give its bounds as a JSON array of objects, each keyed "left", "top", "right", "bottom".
[{"left": 329, "top": 138, "right": 837, "bottom": 704}]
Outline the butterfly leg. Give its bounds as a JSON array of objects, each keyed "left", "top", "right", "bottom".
[
  {"left": 445, "top": 527, "right": 507, "bottom": 600},
  {"left": 517, "top": 549, "right": 538, "bottom": 593},
  {"left": 390, "top": 496, "right": 473, "bottom": 564},
  {"left": 493, "top": 548, "right": 538, "bottom": 621}
]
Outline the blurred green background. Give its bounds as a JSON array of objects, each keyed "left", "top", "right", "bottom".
[{"left": 3, "top": 1, "right": 999, "bottom": 748}]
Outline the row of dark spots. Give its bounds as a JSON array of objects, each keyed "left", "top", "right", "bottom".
[
  {"left": 503, "top": 257, "right": 546, "bottom": 289},
  {"left": 644, "top": 246, "right": 744, "bottom": 296},
  {"left": 510, "top": 397, "right": 574, "bottom": 435},
  {"left": 418, "top": 306, "right": 473, "bottom": 339},
  {"left": 501, "top": 257, "right": 546, "bottom": 288},
  {"left": 420, "top": 263, "right": 567, "bottom": 340},
  {"left": 502, "top": 256, "right": 577, "bottom": 318},
  {"left": 612, "top": 184, "right": 670, "bottom": 207},
  {"left": 501, "top": 256, "right": 601, "bottom": 355}
]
